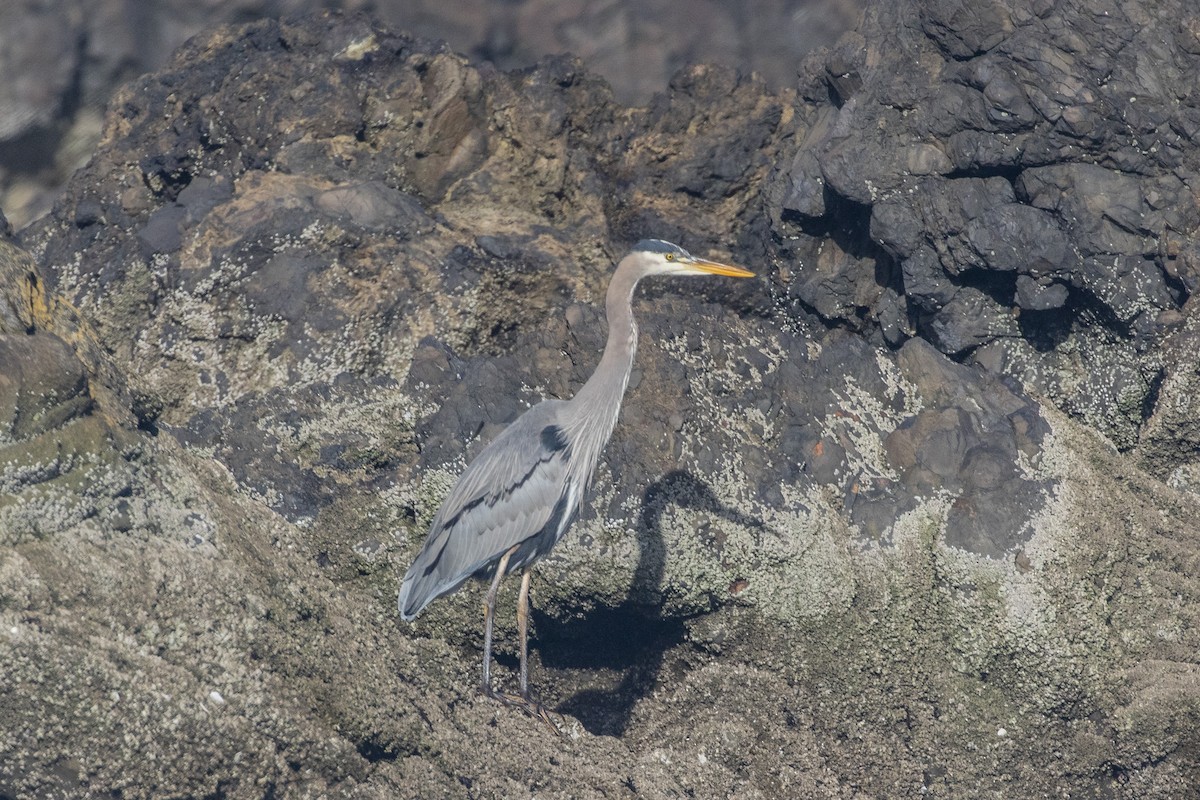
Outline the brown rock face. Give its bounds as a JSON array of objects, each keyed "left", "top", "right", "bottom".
[
  {"left": 3, "top": 5, "right": 1200, "bottom": 798},
  {"left": 0, "top": 0, "right": 863, "bottom": 228}
]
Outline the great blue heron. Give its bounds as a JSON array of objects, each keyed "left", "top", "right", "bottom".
[{"left": 397, "top": 239, "right": 753, "bottom": 717}]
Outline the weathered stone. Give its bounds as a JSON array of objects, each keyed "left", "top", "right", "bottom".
[
  {"left": 1014, "top": 273, "right": 1070, "bottom": 310},
  {"left": 1, "top": 5, "right": 1199, "bottom": 798},
  {"left": 0, "top": 334, "right": 91, "bottom": 444},
  {"left": 772, "top": 0, "right": 1200, "bottom": 451}
]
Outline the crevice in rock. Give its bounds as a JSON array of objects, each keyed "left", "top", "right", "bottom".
[
  {"left": 953, "top": 266, "right": 1019, "bottom": 310},
  {"left": 1139, "top": 366, "right": 1166, "bottom": 428},
  {"left": 1159, "top": 262, "right": 1191, "bottom": 306},
  {"left": 1014, "top": 305, "right": 1074, "bottom": 353},
  {"left": 945, "top": 164, "right": 1023, "bottom": 184},
  {"left": 355, "top": 736, "right": 402, "bottom": 763}
]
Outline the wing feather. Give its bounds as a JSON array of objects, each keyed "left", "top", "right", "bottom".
[{"left": 398, "top": 400, "right": 573, "bottom": 619}]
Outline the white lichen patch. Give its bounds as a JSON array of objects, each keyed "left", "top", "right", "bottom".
[
  {"left": 881, "top": 491, "right": 956, "bottom": 555},
  {"left": 659, "top": 328, "right": 784, "bottom": 435},
  {"left": 0, "top": 484, "right": 95, "bottom": 542},
  {"left": 875, "top": 348, "right": 923, "bottom": 418},
  {"left": 822, "top": 375, "right": 906, "bottom": 484},
  {"left": 0, "top": 454, "right": 68, "bottom": 496},
  {"left": 384, "top": 466, "right": 460, "bottom": 544},
  {"left": 738, "top": 491, "right": 857, "bottom": 626},
  {"left": 936, "top": 409, "right": 1115, "bottom": 711}
]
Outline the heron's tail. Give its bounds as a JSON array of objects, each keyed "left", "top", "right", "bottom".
[
  {"left": 397, "top": 562, "right": 437, "bottom": 621},
  {"left": 397, "top": 547, "right": 472, "bottom": 621}
]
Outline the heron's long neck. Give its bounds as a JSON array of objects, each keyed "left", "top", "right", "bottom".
[{"left": 565, "top": 264, "right": 641, "bottom": 468}]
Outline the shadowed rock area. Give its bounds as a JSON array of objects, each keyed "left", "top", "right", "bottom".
[{"left": 2, "top": 3, "right": 1200, "bottom": 797}]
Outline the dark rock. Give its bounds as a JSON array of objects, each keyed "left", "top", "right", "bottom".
[
  {"left": 926, "top": 287, "right": 1019, "bottom": 355},
  {"left": 772, "top": 0, "right": 1200, "bottom": 450},
  {"left": 900, "top": 247, "right": 956, "bottom": 310},
  {"left": 1074, "top": 255, "right": 1174, "bottom": 325},
  {"left": 137, "top": 203, "right": 187, "bottom": 255},
  {"left": 5, "top": 1, "right": 866, "bottom": 229},
  {"left": 1013, "top": 273, "right": 1069, "bottom": 310},
  {"left": 824, "top": 32, "right": 867, "bottom": 106},
  {"left": 774, "top": 149, "right": 827, "bottom": 221},
  {"left": 1136, "top": 317, "right": 1200, "bottom": 486},
  {"left": 0, "top": 334, "right": 92, "bottom": 442},
  {"left": 794, "top": 242, "right": 883, "bottom": 321},
  {"left": 964, "top": 202, "right": 1074, "bottom": 276},
  {"left": 885, "top": 338, "right": 1053, "bottom": 557},
  {"left": 919, "top": 0, "right": 1013, "bottom": 60},
  {"left": 1018, "top": 164, "right": 1171, "bottom": 259}
]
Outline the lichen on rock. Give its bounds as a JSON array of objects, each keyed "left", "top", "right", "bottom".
[{"left": 2, "top": 5, "right": 1200, "bottom": 798}]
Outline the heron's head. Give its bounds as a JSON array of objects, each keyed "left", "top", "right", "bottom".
[{"left": 626, "top": 239, "right": 755, "bottom": 279}]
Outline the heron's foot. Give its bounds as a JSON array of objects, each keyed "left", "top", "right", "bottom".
[{"left": 482, "top": 688, "right": 563, "bottom": 733}]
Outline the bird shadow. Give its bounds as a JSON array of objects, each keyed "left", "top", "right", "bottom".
[{"left": 530, "top": 469, "right": 767, "bottom": 737}]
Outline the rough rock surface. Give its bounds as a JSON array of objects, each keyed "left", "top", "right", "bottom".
[
  {"left": 2, "top": 3, "right": 1200, "bottom": 798},
  {"left": 0, "top": 0, "right": 862, "bottom": 228},
  {"left": 768, "top": 0, "right": 1200, "bottom": 452}
]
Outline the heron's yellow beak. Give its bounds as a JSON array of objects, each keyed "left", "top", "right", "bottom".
[{"left": 687, "top": 257, "right": 755, "bottom": 278}]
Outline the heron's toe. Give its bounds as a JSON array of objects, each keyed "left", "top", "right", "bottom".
[{"left": 491, "top": 690, "right": 563, "bottom": 733}]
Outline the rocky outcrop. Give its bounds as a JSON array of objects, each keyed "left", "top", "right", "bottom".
[
  {"left": 3, "top": 3, "right": 1200, "bottom": 797},
  {"left": 768, "top": 0, "right": 1200, "bottom": 452},
  {"left": 0, "top": 0, "right": 862, "bottom": 228}
]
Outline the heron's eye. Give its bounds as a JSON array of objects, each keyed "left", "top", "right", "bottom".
[{"left": 665, "top": 253, "right": 675, "bottom": 261}]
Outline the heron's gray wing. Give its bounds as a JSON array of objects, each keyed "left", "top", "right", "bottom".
[{"left": 398, "top": 400, "right": 574, "bottom": 619}]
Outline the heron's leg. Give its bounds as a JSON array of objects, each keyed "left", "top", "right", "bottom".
[
  {"left": 517, "top": 566, "right": 533, "bottom": 699},
  {"left": 480, "top": 545, "right": 517, "bottom": 697}
]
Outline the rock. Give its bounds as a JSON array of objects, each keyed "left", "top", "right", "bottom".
[
  {"left": 1014, "top": 274, "right": 1069, "bottom": 311},
  {"left": 889, "top": 338, "right": 1051, "bottom": 557},
  {"left": 0, "top": 0, "right": 865, "bottom": 229},
  {"left": 925, "top": 287, "right": 1020, "bottom": 355},
  {"left": 770, "top": 0, "right": 1200, "bottom": 451},
  {"left": 1, "top": 6, "right": 1199, "bottom": 799},
  {"left": 1135, "top": 316, "right": 1200, "bottom": 488},
  {"left": 0, "top": 334, "right": 91, "bottom": 444}
]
